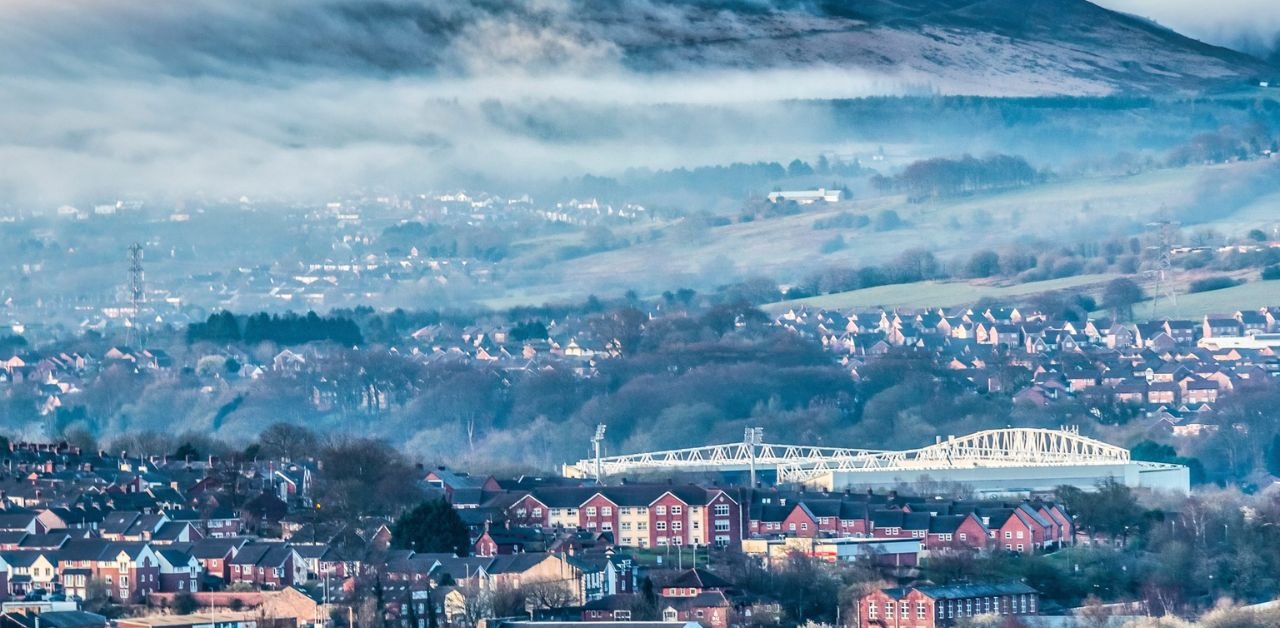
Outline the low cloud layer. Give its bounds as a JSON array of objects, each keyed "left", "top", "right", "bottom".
[
  {"left": 0, "top": 0, "right": 923, "bottom": 204},
  {"left": 0, "top": 0, "right": 1272, "bottom": 205},
  {"left": 0, "top": 69, "right": 916, "bottom": 204},
  {"left": 1095, "top": 0, "right": 1280, "bottom": 59}
]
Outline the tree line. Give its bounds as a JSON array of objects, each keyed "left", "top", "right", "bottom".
[
  {"left": 871, "top": 154, "right": 1040, "bottom": 199},
  {"left": 186, "top": 311, "right": 363, "bottom": 346}
]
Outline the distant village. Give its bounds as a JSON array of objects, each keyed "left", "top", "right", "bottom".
[
  {"left": 0, "top": 191, "right": 654, "bottom": 336},
  {"left": 775, "top": 305, "right": 1280, "bottom": 437},
  {"left": 6, "top": 301, "right": 1279, "bottom": 444}
]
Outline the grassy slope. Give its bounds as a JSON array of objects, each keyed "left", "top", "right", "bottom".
[
  {"left": 488, "top": 163, "right": 1275, "bottom": 309},
  {"left": 763, "top": 273, "right": 1119, "bottom": 313},
  {"left": 1132, "top": 278, "right": 1280, "bottom": 319}
]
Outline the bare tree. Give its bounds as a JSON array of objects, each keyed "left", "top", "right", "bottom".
[
  {"left": 453, "top": 585, "right": 494, "bottom": 628},
  {"left": 489, "top": 583, "right": 528, "bottom": 618},
  {"left": 522, "top": 578, "right": 578, "bottom": 610}
]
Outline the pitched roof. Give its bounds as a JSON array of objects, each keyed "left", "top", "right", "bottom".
[
  {"left": 881, "top": 582, "right": 1037, "bottom": 600},
  {"left": 664, "top": 568, "right": 731, "bottom": 591}
]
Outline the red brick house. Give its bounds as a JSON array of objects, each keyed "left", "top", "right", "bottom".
[
  {"left": 503, "top": 485, "right": 746, "bottom": 550},
  {"left": 507, "top": 494, "right": 551, "bottom": 528},
  {"left": 924, "top": 514, "right": 988, "bottom": 551},
  {"left": 778, "top": 503, "right": 819, "bottom": 538},
  {"left": 579, "top": 493, "right": 621, "bottom": 536},
  {"left": 858, "top": 583, "right": 1038, "bottom": 628},
  {"left": 186, "top": 537, "right": 246, "bottom": 584},
  {"left": 228, "top": 544, "right": 304, "bottom": 589},
  {"left": 659, "top": 569, "right": 733, "bottom": 628},
  {"left": 704, "top": 490, "right": 741, "bottom": 547},
  {"left": 474, "top": 526, "right": 545, "bottom": 557},
  {"left": 156, "top": 548, "right": 202, "bottom": 593}
]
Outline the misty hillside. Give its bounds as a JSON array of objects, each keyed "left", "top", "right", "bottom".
[
  {"left": 602, "top": 0, "right": 1275, "bottom": 94},
  {"left": 5, "top": 0, "right": 1272, "bottom": 95}
]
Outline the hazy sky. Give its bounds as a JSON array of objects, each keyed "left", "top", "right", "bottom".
[{"left": 1095, "top": 0, "right": 1280, "bottom": 56}]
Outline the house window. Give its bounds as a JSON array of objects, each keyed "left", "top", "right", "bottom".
[
  {"left": 601, "top": 507, "right": 612, "bottom": 517},
  {"left": 656, "top": 521, "right": 667, "bottom": 531},
  {"left": 789, "top": 523, "right": 796, "bottom": 531},
  {"left": 1004, "top": 531, "right": 1013, "bottom": 539},
  {"left": 1016, "top": 530, "right": 1024, "bottom": 539},
  {"left": 1017, "top": 544, "right": 1025, "bottom": 552},
  {"left": 671, "top": 506, "right": 682, "bottom": 516},
  {"left": 656, "top": 537, "right": 667, "bottom": 546},
  {"left": 868, "top": 602, "right": 877, "bottom": 620},
  {"left": 917, "top": 601, "right": 926, "bottom": 618},
  {"left": 959, "top": 533, "right": 967, "bottom": 541},
  {"left": 621, "top": 522, "right": 632, "bottom": 531},
  {"left": 883, "top": 602, "right": 892, "bottom": 618},
  {"left": 800, "top": 523, "right": 808, "bottom": 530},
  {"left": 672, "top": 521, "right": 682, "bottom": 531},
  {"left": 714, "top": 521, "right": 730, "bottom": 532},
  {"left": 532, "top": 508, "right": 542, "bottom": 518},
  {"left": 714, "top": 505, "right": 730, "bottom": 517},
  {"left": 899, "top": 601, "right": 909, "bottom": 618},
  {"left": 655, "top": 506, "right": 666, "bottom": 515},
  {"left": 586, "top": 507, "right": 597, "bottom": 517}
]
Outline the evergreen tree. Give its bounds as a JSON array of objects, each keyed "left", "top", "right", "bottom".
[
  {"left": 1266, "top": 434, "right": 1280, "bottom": 477},
  {"left": 391, "top": 499, "right": 471, "bottom": 556}
]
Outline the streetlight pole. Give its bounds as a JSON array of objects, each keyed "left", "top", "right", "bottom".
[
  {"left": 592, "top": 424, "right": 607, "bottom": 485},
  {"left": 745, "top": 427, "right": 763, "bottom": 488}
]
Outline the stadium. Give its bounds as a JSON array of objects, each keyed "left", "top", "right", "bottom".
[{"left": 564, "top": 427, "right": 1189, "bottom": 495}]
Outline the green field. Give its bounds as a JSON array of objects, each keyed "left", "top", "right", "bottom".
[
  {"left": 484, "top": 162, "right": 1278, "bottom": 310},
  {"left": 764, "top": 273, "right": 1119, "bottom": 313},
  {"left": 1132, "top": 278, "right": 1280, "bottom": 319}
]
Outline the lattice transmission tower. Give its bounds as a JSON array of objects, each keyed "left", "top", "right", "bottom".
[{"left": 127, "top": 243, "right": 145, "bottom": 346}]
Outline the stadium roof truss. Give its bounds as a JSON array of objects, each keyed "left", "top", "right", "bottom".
[{"left": 564, "top": 427, "right": 1132, "bottom": 482}]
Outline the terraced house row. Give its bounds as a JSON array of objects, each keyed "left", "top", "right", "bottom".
[
  {"left": 744, "top": 491, "right": 1073, "bottom": 553},
  {"left": 475, "top": 482, "right": 1072, "bottom": 554},
  {"left": 502, "top": 485, "right": 747, "bottom": 549}
]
